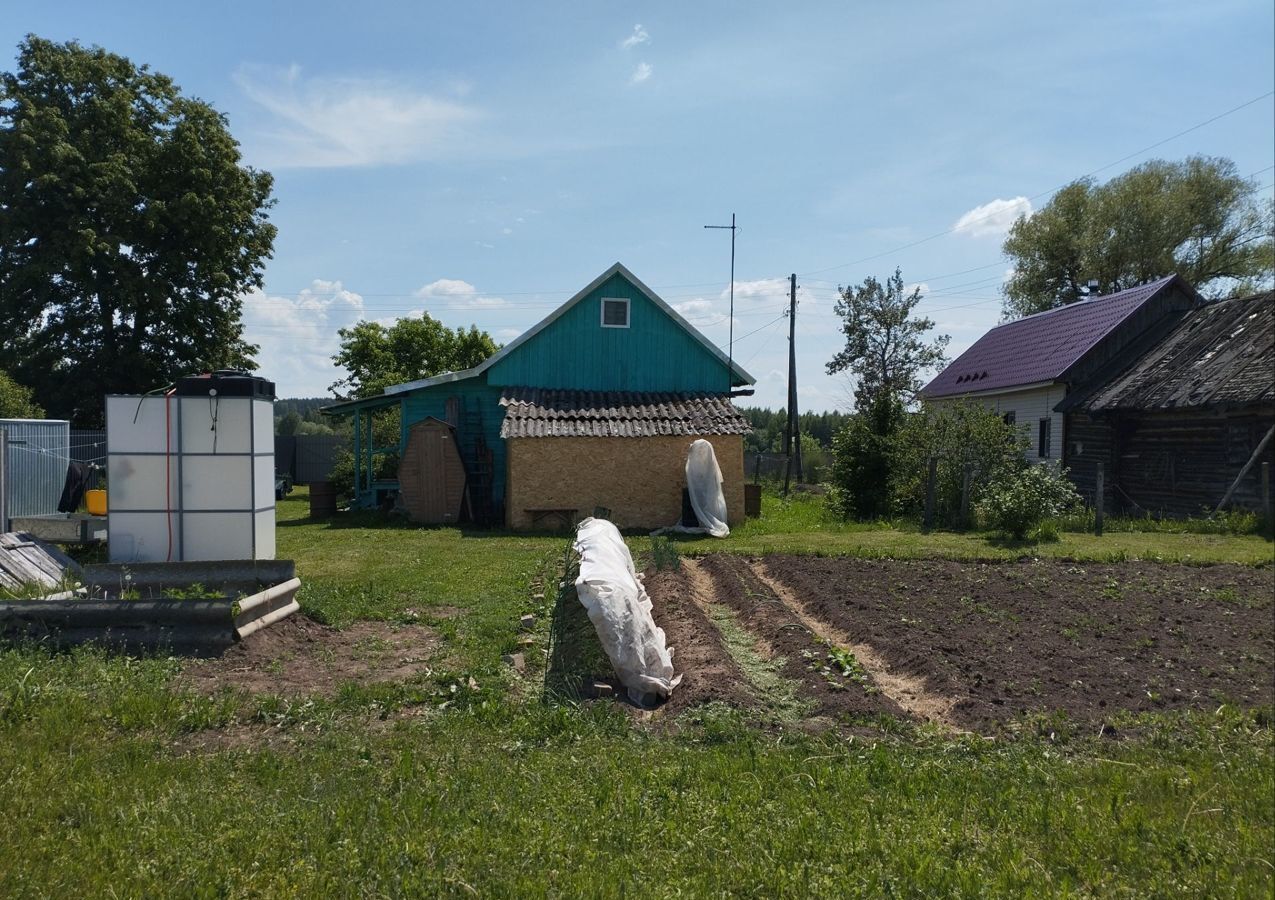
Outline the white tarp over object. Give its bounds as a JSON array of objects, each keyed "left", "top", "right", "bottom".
[
  {"left": 573, "top": 517, "right": 682, "bottom": 704},
  {"left": 685, "top": 439, "right": 730, "bottom": 537}
]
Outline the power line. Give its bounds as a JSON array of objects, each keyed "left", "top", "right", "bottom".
[{"left": 797, "top": 90, "right": 1275, "bottom": 278}]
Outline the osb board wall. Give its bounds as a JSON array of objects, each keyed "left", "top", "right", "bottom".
[{"left": 505, "top": 435, "right": 745, "bottom": 530}]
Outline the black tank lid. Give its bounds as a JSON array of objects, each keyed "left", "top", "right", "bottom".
[{"left": 174, "top": 370, "right": 276, "bottom": 399}]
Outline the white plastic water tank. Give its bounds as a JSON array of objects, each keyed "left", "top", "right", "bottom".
[{"left": 106, "top": 372, "right": 276, "bottom": 563}]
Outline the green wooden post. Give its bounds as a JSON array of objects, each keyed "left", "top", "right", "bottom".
[{"left": 353, "top": 409, "right": 362, "bottom": 499}]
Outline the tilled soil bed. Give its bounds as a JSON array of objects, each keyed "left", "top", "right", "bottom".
[
  {"left": 642, "top": 568, "right": 756, "bottom": 715},
  {"left": 756, "top": 554, "right": 1273, "bottom": 730},
  {"left": 640, "top": 561, "right": 903, "bottom": 725},
  {"left": 179, "top": 614, "right": 440, "bottom": 698},
  {"left": 694, "top": 556, "right": 906, "bottom": 722}
]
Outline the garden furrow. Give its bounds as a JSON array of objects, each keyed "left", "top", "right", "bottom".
[
  {"left": 748, "top": 559, "right": 961, "bottom": 730},
  {"left": 685, "top": 557, "right": 906, "bottom": 725}
]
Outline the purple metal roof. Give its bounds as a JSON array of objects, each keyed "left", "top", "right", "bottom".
[{"left": 923, "top": 275, "right": 1180, "bottom": 398}]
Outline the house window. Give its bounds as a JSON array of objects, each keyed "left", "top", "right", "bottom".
[
  {"left": 1038, "top": 418, "right": 1052, "bottom": 458},
  {"left": 601, "top": 297, "right": 630, "bottom": 328},
  {"left": 1002, "top": 411, "right": 1016, "bottom": 426}
]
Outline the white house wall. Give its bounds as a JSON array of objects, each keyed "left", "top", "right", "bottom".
[{"left": 931, "top": 384, "right": 1066, "bottom": 462}]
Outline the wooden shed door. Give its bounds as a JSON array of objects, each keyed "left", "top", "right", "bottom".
[{"left": 398, "top": 421, "right": 468, "bottom": 523}]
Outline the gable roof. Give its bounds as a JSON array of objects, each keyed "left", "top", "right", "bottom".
[
  {"left": 923, "top": 275, "right": 1196, "bottom": 398},
  {"left": 1071, "top": 292, "right": 1274, "bottom": 413},
  {"left": 383, "top": 262, "right": 755, "bottom": 396},
  {"left": 499, "top": 388, "right": 752, "bottom": 438}
]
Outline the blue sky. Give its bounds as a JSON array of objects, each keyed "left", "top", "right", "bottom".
[{"left": 6, "top": 2, "right": 1273, "bottom": 409}]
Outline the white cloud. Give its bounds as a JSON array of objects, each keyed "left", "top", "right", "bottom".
[
  {"left": 630, "top": 62, "right": 653, "bottom": 84},
  {"left": 416, "top": 278, "right": 507, "bottom": 308},
  {"left": 952, "top": 196, "right": 1032, "bottom": 238},
  {"left": 241, "top": 279, "right": 367, "bottom": 396},
  {"left": 905, "top": 282, "right": 931, "bottom": 297},
  {"left": 621, "top": 25, "right": 650, "bottom": 49},
  {"left": 730, "top": 278, "right": 791, "bottom": 309},
  {"left": 674, "top": 299, "right": 714, "bottom": 317},
  {"left": 233, "top": 64, "right": 480, "bottom": 168},
  {"left": 416, "top": 278, "right": 476, "bottom": 298}
]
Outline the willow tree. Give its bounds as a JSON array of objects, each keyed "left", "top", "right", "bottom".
[
  {"left": 0, "top": 36, "right": 276, "bottom": 424},
  {"left": 1002, "top": 156, "right": 1274, "bottom": 318}
]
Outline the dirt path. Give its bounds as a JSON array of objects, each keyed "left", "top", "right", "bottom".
[{"left": 747, "top": 559, "right": 961, "bottom": 729}]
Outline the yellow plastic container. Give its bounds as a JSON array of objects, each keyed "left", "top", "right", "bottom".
[{"left": 85, "top": 489, "right": 108, "bottom": 516}]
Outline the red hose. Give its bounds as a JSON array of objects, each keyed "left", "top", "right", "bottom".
[{"left": 165, "top": 388, "right": 176, "bottom": 561}]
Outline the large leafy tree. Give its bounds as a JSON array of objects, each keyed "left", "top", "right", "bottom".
[
  {"left": 0, "top": 36, "right": 276, "bottom": 424},
  {"left": 1003, "top": 156, "right": 1274, "bottom": 318},
  {"left": 330, "top": 315, "right": 499, "bottom": 399},
  {"left": 826, "top": 268, "right": 950, "bottom": 409},
  {"left": 0, "top": 369, "right": 43, "bottom": 418}
]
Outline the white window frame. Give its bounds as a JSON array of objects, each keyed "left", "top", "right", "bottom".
[{"left": 600, "top": 297, "right": 630, "bottom": 329}]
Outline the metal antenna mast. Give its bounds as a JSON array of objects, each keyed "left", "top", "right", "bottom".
[{"left": 704, "top": 213, "right": 736, "bottom": 391}]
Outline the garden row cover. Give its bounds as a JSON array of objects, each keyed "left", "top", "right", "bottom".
[{"left": 573, "top": 517, "right": 682, "bottom": 704}]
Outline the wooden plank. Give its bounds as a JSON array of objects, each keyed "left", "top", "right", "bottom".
[
  {"left": 17, "top": 547, "right": 64, "bottom": 584},
  {"left": 0, "top": 532, "right": 81, "bottom": 594},
  {"left": 0, "top": 552, "right": 52, "bottom": 589}
]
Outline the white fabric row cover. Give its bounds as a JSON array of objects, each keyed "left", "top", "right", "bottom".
[
  {"left": 685, "top": 438, "right": 730, "bottom": 537},
  {"left": 573, "top": 517, "right": 682, "bottom": 703}
]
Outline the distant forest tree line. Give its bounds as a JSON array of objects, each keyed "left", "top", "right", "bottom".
[
  {"left": 274, "top": 398, "right": 337, "bottom": 436},
  {"left": 738, "top": 407, "right": 851, "bottom": 454}
]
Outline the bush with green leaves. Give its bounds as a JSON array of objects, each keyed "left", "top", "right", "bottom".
[
  {"left": 978, "top": 462, "right": 1082, "bottom": 539},
  {"left": 829, "top": 397, "right": 1026, "bottom": 525},
  {"left": 828, "top": 392, "right": 903, "bottom": 519},
  {"left": 0, "top": 370, "right": 43, "bottom": 419},
  {"left": 890, "top": 400, "right": 1028, "bottom": 525}
]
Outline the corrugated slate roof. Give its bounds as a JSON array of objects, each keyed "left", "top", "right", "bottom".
[
  {"left": 1077, "top": 292, "right": 1273, "bottom": 412},
  {"left": 923, "top": 275, "right": 1182, "bottom": 398},
  {"left": 499, "top": 388, "right": 752, "bottom": 438}
]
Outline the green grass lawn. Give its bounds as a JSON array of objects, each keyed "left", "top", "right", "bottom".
[
  {"left": 0, "top": 488, "right": 1271, "bottom": 897},
  {"left": 663, "top": 491, "right": 1275, "bottom": 565}
]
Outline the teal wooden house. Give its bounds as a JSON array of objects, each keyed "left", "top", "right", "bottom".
[{"left": 325, "top": 263, "right": 756, "bottom": 529}]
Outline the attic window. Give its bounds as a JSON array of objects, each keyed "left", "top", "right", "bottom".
[{"left": 601, "top": 297, "right": 630, "bottom": 328}]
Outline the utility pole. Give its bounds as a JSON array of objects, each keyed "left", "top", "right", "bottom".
[
  {"left": 783, "top": 273, "right": 803, "bottom": 494},
  {"left": 704, "top": 214, "right": 737, "bottom": 392}
]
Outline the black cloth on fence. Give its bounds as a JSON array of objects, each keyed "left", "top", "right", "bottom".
[{"left": 57, "top": 461, "right": 90, "bottom": 513}]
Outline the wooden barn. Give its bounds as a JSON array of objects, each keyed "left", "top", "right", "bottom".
[
  {"left": 324, "top": 263, "right": 755, "bottom": 529},
  {"left": 1059, "top": 291, "right": 1273, "bottom": 517},
  {"left": 924, "top": 276, "right": 1273, "bottom": 517},
  {"left": 922, "top": 275, "right": 1203, "bottom": 461}
]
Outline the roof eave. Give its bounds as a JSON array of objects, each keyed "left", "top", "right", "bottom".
[
  {"left": 321, "top": 394, "right": 404, "bottom": 417},
  {"left": 923, "top": 379, "right": 1059, "bottom": 401}
]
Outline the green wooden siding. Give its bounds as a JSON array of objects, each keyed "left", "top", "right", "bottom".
[
  {"left": 400, "top": 377, "right": 507, "bottom": 505},
  {"left": 485, "top": 272, "right": 739, "bottom": 392}
]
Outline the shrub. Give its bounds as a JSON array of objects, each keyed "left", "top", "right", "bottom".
[
  {"left": 828, "top": 392, "right": 903, "bottom": 519},
  {"left": 978, "top": 462, "right": 1081, "bottom": 539},
  {"left": 891, "top": 400, "right": 1028, "bottom": 526},
  {"left": 327, "top": 449, "right": 355, "bottom": 500},
  {"left": 0, "top": 370, "right": 43, "bottom": 419}
]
